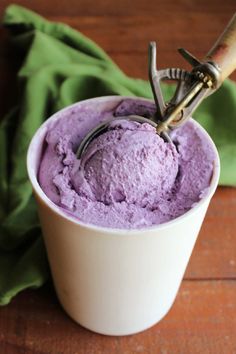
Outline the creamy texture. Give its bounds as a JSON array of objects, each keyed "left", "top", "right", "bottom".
[
  {"left": 39, "top": 99, "right": 215, "bottom": 229},
  {"left": 73, "top": 120, "right": 179, "bottom": 207}
]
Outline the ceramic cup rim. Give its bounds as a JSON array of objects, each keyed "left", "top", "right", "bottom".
[{"left": 27, "top": 95, "right": 220, "bottom": 236}]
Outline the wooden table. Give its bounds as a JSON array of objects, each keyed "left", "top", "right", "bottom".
[{"left": 1, "top": 1, "right": 236, "bottom": 353}]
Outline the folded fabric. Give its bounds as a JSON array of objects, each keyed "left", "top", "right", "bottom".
[{"left": 0, "top": 4, "right": 236, "bottom": 305}]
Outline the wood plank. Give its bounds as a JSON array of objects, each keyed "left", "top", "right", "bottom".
[
  {"left": 185, "top": 187, "right": 236, "bottom": 279},
  {"left": 1, "top": 3, "right": 236, "bottom": 113},
  {"left": 2, "top": 13, "right": 236, "bottom": 66},
  {"left": 0, "top": 0, "right": 236, "bottom": 17},
  {"left": 1, "top": 11, "right": 236, "bottom": 116},
  {"left": 0, "top": 281, "right": 235, "bottom": 354}
]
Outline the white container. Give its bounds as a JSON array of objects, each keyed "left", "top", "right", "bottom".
[{"left": 27, "top": 96, "right": 220, "bottom": 336}]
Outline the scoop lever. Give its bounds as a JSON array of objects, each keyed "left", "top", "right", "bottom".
[{"left": 150, "top": 12, "right": 236, "bottom": 136}]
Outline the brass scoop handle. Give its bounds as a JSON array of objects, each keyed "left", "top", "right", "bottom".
[{"left": 205, "top": 13, "right": 236, "bottom": 84}]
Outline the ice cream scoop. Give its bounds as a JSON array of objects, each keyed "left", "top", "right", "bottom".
[
  {"left": 73, "top": 119, "right": 178, "bottom": 207},
  {"left": 38, "top": 97, "right": 216, "bottom": 229},
  {"left": 77, "top": 13, "right": 236, "bottom": 159},
  {"left": 76, "top": 115, "right": 170, "bottom": 158}
]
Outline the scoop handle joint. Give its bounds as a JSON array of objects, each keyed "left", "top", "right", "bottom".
[{"left": 205, "top": 13, "right": 236, "bottom": 83}]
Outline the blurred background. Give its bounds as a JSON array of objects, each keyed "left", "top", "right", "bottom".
[{"left": 1, "top": 0, "right": 236, "bottom": 116}]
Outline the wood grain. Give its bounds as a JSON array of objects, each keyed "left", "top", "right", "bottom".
[
  {"left": 0, "top": 0, "right": 236, "bottom": 353},
  {"left": 0, "top": 281, "right": 235, "bottom": 354},
  {"left": 1, "top": 4, "right": 236, "bottom": 118},
  {"left": 185, "top": 187, "right": 236, "bottom": 279},
  {"left": 0, "top": 0, "right": 235, "bottom": 17}
]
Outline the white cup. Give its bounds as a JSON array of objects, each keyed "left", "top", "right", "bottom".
[{"left": 27, "top": 96, "right": 220, "bottom": 336}]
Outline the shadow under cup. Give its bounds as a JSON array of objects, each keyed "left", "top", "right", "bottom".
[{"left": 27, "top": 96, "right": 220, "bottom": 336}]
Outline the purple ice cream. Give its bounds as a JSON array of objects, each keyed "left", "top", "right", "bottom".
[
  {"left": 38, "top": 98, "right": 215, "bottom": 229},
  {"left": 73, "top": 120, "right": 179, "bottom": 207}
]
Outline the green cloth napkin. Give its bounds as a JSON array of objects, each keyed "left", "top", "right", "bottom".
[{"left": 0, "top": 4, "right": 236, "bottom": 305}]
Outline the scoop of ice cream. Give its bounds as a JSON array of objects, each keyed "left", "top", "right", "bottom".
[
  {"left": 38, "top": 98, "right": 215, "bottom": 229},
  {"left": 71, "top": 120, "right": 179, "bottom": 208}
]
